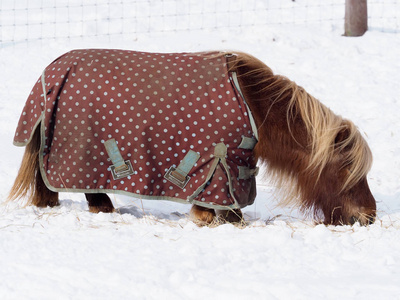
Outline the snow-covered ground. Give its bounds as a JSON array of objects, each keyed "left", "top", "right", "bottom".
[{"left": 1, "top": 3, "right": 400, "bottom": 300}]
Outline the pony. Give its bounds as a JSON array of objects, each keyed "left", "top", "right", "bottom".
[{"left": 8, "top": 50, "right": 376, "bottom": 226}]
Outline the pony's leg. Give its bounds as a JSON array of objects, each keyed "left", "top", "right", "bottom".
[
  {"left": 32, "top": 167, "right": 59, "bottom": 208},
  {"left": 216, "top": 209, "right": 244, "bottom": 224},
  {"left": 85, "top": 193, "right": 115, "bottom": 213},
  {"left": 190, "top": 204, "right": 216, "bottom": 226}
]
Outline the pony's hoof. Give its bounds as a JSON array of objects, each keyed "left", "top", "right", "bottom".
[
  {"left": 216, "top": 209, "right": 246, "bottom": 226},
  {"left": 89, "top": 206, "right": 115, "bottom": 213},
  {"left": 190, "top": 205, "right": 216, "bottom": 226}
]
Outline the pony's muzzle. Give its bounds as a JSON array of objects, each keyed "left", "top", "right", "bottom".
[{"left": 349, "top": 213, "right": 376, "bottom": 226}]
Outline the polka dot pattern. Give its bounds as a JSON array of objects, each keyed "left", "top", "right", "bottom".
[{"left": 14, "top": 49, "right": 258, "bottom": 208}]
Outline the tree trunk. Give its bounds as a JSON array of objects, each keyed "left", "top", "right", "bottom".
[{"left": 344, "top": 0, "right": 368, "bottom": 36}]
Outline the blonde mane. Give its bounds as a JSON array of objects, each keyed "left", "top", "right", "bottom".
[{"left": 287, "top": 84, "right": 373, "bottom": 190}]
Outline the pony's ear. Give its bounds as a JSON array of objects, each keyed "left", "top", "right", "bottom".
[{"left": 334, "top": 120, "right": 352, "bottom": 151}]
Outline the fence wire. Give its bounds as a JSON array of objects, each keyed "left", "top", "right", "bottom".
[{"left": 0, "top": 0, "right": 398, "bottom": 45}]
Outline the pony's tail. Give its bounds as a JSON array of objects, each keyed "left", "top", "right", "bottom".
[{"left": 8, "top": 126, "right": 59, "bottom": 207}]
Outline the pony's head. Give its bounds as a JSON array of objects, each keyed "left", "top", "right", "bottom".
[
  {"left": 231, "top": 53, "right": 376, "bottom": 225},
  {"left": 298, "top": 116, "right": 376, "bottom": 226},
  {"left": 282, "top": 87, "right": 376, "bottom": 226}
]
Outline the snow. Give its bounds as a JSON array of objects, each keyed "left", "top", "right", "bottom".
[{"left": 1, "top": 3, "right": 400, "bottom": 300}]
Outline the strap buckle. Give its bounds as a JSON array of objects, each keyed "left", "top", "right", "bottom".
[
  {"left": 104, "top": 138, "right": 134, "bottom": 180},
  {"left": 165, "top": 150, "right": 200, "bottom": 189},
  {"left": 165, "top": 167, "right": 191, "bottom": 189},
  {"left": 110, "top": 160, "right": 134, "bottom": 180}
]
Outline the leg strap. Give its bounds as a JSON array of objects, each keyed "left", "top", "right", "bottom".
[{"left": 188, "top": 143, "right": 240, "bottom": 209}]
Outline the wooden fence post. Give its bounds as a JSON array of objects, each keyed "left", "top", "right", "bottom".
[{"left": 344, "top": 0, "right": 368, "bottom": 36}]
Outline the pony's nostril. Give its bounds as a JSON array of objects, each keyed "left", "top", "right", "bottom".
[
  {"left": 368, "top": 215, "right": 375, "bottom": 225},
  {"left": 350, "top": 216, "right": 358, "bottom": 225}
]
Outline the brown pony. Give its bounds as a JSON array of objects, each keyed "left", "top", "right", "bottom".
[{"left": 8, "top": 50, "right": 376, "bottom": 226}]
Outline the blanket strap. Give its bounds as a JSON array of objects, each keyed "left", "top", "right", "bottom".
[
  {"left": 104, "top": 139, "right": 134, "bottom": 180},
  {"left": 165, "top": 150, "right": 200, "bottom": 189},
  {"left": 238, "top": 136, "right": 257, "bottom": 150}
]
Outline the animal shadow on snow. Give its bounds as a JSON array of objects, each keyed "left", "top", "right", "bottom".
[
  {"left": 54, "top": 199, "right": 186, "bottom": 221},
  {"left": 115, "top": 205, "right": 187, "bottom": 221}
]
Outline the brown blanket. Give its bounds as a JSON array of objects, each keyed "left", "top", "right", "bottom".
[{"left": 14, "top": 49, "right": 258, "bottom": 209}]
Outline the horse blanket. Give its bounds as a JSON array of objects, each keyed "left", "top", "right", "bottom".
[{"left": 14, "top": 49, "right": 258, "bottom": 209}]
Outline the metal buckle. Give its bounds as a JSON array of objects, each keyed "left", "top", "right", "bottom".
[
  {"left": 165, "top": 166, "right": 191, "bottom": 189},
  {"left": 110, "top": 160, "right": 134, "bottom": 180},
  {"left": 164, "top": 150, "right": 200, "bottom": 189}
]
